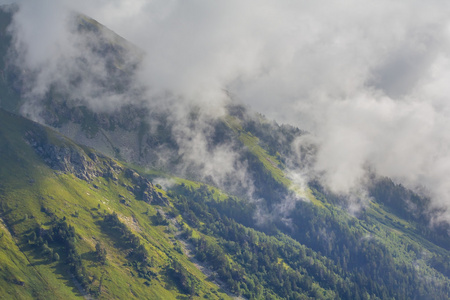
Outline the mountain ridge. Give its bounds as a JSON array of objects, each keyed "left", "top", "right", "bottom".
[
  {"left": 1, "top": 5, "right": 450, "bottom": 299},
  {"left": 0, "top": 107, "right": 234, "bottom": 299}
]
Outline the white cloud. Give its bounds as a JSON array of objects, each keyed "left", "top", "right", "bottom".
[{"left": 6, "top": 0, "right": 450, "bottom": 221}]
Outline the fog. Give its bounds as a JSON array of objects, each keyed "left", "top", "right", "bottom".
[{"left": 4, "top": 0, "right": 450, "bottom": 222}]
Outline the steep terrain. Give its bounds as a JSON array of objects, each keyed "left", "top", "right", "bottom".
[
  {"left": 1, "top": 4, "right": 450, "bottom": 299},
  {"left": 0, "top": 109, "right": 231, "bottom": 299},
  {"left": 2, "top": 107, "right": 450, "bottom": 299}
]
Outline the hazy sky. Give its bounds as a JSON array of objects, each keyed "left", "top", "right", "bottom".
[{"left": 5, "top": 0, "right": 450, "bottom": 222}]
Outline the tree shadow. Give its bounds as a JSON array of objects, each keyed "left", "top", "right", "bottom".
[
  {"left": 22, "top": 243, "right": 85, "bottom": 298},
  {"left": 21, "top": 244, "right": 51, "bottom": 267},
  {"left": 50, "top": 259, "right": 86, "bottom": 297},
  {"left": 81, "top": 250, "right": 98, "bottom": 263}
]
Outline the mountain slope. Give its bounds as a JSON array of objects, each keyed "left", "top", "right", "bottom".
[
  {"left": 0, "top": 108, "right": 344, "bottom": 299},
  {"left": 4, "top": 99, "right": 450, "bottom": 299},
  {"left": 1, "top": 5, "right": 450, "bottom": 299},
  {"left": 0, "top": 109, "right": 232, "bottom": 299}
]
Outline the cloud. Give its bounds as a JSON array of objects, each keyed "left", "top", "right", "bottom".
[
  {"left": 5, "top": 0, "right": 143, "bottom": 119},
  {"left": 5, "top": 0, "right": 450, "bottom": 221}
]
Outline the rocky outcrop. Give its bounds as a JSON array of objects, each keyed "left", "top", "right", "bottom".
[
  {"left": 25, "top": 128, "right": 101, "bottom": 181},
  {"left": 24, "top": 125, "right": 167, "bottom": 206},
  {"left": 124, "top": 169, "right": 168, "bottom": 206},
  {"left": 25, "top": 127, "right": 123, "bottom": 182}
]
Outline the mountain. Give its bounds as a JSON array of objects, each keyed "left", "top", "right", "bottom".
[
  {"left": 0, "top": 108, "right": 233, "bottom": 299},
  {"left": 1, "top": 5, "right": 450, "bottom": 299}
]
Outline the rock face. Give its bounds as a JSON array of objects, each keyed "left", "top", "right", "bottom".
[
  {"left": 24, "top": 125, "right": 166, "bottom": 206},
  {"left": 124, "top": 169, "right": 168, "bottom": 206},
  {"left": 25, "top": 127, "right": 101, "bottom": 181}
]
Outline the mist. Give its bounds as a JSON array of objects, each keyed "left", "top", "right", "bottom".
[{"left": 4, "top": 0, "right": 450, "bottom": 222}]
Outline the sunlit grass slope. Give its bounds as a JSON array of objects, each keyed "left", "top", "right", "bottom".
[{"left": 0, "top": 109, "right": 230, "bottom": 300}]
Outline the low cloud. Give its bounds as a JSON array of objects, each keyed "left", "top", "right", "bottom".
[{"left": 4, "top": 0, "right": 450, "bottom": 222}]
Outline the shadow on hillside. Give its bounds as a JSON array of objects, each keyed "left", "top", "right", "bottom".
[
  {"left": 20, "top": 243, "right": 50, "bottom": 267},
  {"left": 21, "top": 242, "right": 86, "bottom": 297},
  {"left": 51, "top": 260, "right": 87, "bottom": 297},
  {"left": 81, "top": 250, "right": 98, "bottom": 263}
]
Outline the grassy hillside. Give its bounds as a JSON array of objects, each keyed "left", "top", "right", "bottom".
[
  {"left": 2, "top": 97, "right": 450, "bottom": 299},
  {"left": 224, "top": 115, "right": 322, "bottom": 208},
  {"left": 0, "top": 109, "right": 231, "bottom": 299},
  {"left": 1, "top": 5, "right": 450, "bottom": 299},
  {"left": 216, "top": 111, "right": 450, "bottom": 299}
]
